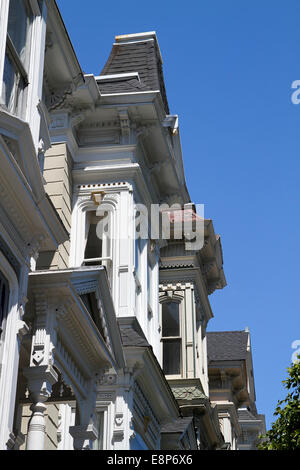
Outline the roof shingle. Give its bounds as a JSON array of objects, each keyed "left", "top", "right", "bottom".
[
  {"left": 99, "top": 33, "right": 170, "bottom": 113},
  {"left": 207, "top": 331, "right": 249, "bottom": 362}
]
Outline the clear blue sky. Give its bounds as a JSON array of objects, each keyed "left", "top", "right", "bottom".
[{"left": 57, "top": 0, "right": 300, "bottom": 430}]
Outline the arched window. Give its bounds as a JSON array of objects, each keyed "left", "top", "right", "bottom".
[
  {"left": 161, "top": 301, "right": 182, "bottom": 376},
  {"left": 83, "top": 210, "right": 110, "bottom": 266},
  {"left": 70, "top": 197, "right": 116, "bottom": 287},
  {"left": 77, "top": 205, "right": 112, "bottom": 269}
]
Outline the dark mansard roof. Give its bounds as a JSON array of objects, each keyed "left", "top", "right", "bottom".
[
  {"left": 207, "top": 331, "right": 249, "bottom": 362},
  {"left": 98, "top": 32, "right": 170, "bottom": 114}
]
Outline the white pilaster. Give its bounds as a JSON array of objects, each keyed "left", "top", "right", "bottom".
[
  {"left": 0, "top": 251, "right": 27, "bottom": 450},
  {"left": 0, "top": 0, "right": 9, "bottom": 102},
  {"left": 117, "top": 189, "right": 134, "bottom": 317},
  {"left": 25, "top": 0, "right": 48, "bottom": 150}
]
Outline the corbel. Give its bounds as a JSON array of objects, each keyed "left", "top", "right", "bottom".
[{"left": 91, "top": 191, "right": 105, "bottom": 206}]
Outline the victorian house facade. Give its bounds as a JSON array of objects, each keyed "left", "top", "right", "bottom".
[{"left": 0, "top": 0, "right": 265, "bottom": 451}]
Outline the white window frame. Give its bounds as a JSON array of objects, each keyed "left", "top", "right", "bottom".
[
  {"left": 92, "top": 407, "right": 107, "bottom": 450},
  {"left": 70, "top": 198, "right": 116, "bottom": 290},
  {"left": 0, "top": 250, "right": 20, "bottom": 448},
  {"left": 160, "top": 296, "right": 185, "bottom": 379},
  {"left": 82, "top": 208, "right": 112, "bottom": 268},
  {"left": 1, "top": 0, "right": 37, "bottom": 116},
  {"left": 93, "top": 402, "right": 112, "bottom": 450},
  {"left": 0, "top": 0, "right": 46, "bottom": 148}
]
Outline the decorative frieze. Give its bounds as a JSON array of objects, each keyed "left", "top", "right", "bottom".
[
  {"left": 97, "top": 392, "right": 114, "bottom": 401},
  {"left": 159, "top": 283, "right": 187, "bottom": 292}
]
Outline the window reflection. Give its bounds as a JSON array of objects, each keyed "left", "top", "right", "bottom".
[
  {"left": 161, "top": 301, "right": 181, "bottom": 376},
  {"left": 162, "top": 302, "right": 179, "bottom": 337},
  {"left": 7, "top": 0, "right": 32, "bottom": 63}
]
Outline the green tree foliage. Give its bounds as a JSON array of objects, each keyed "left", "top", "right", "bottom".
[{"left": 258, "top": 356, "right": 300, "bottom": 450}]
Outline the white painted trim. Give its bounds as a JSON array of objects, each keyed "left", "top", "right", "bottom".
[
  {"left": 96, "top": 72, "right": 140, "bottom": 82},
  {"left": 0, "top": 250, "right": 21, "bottom": 449},
  {"left": 93, "top": 402, "right": 113, "bottom": 450},
  {"left": 100, "top": 90, "right": 160, "bottom": 98},
  {"left": 159, "top": 294, "right": 185, "bottom": 379},
  {"left": 57, "top": 403, "right": 76, "bottom": 450},
  {"left": 115, "top": 31, "right": 156, "bottom": 41},
  {"left": 25, "top": 0, "right": 48, "bottom": 149},
  {"left": 0, "top": 0, "right": 9, "bottom": 102}
]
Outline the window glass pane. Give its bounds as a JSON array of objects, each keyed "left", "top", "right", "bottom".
[
  {"left": 162, "top": 302, "right": 180, "bottom": 337},
  {"left": 84, "top": 211, "right": 103, "bottom": 261},
  {"left": 2, "top": 52, "right": 26, "bottom": 114},
  {"left": 163, "top": 339, "right": 181, "bottom": 375},
  {"left": 7, "top": 0, "right": 31, "bottom": 63},
  {"left": 79, "top": 292, "right": 106, "bottom": 340},
  {"left": 2, "top": 54, "right": 16, "bottom": 110}
]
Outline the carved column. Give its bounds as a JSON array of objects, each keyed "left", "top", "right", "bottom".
[
  {"left": 23, "top": 366, "right": 58, "bottom": 450},
  {"left": 23, "top": 291, "right": 58, "bottom": 450}
]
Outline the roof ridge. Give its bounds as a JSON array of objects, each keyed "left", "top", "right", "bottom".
[{"left": 207, "top": 330, "right": 248, "bottom": 334}]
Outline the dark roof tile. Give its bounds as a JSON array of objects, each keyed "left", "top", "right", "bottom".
[
  {"left": 119, "top": 327, "right": 149, "bottom": 347},
  {"left": 207, "top": 331, "right": 249, "bottom": 362},
  {"left": 118, "top": 317, "right": 150, "bottom": 348},
  {"left": 99, "top": 36, "right": 170, "bottom": 113},
  {"left": 238, "top": 408, "right": 261, "bottom": 421}
]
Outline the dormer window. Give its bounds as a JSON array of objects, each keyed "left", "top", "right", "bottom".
[{"left": 2, "top": 0, "right": 33, "bottom": 115}]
